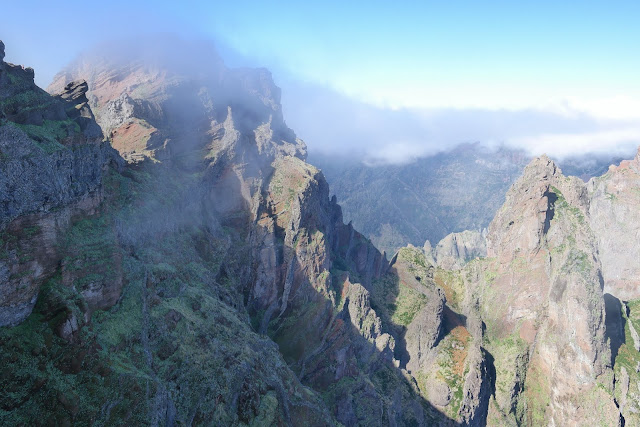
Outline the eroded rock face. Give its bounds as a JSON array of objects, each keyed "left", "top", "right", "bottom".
[
  {"left": 429, "top": 229, "right": 487, "bottom": 270},
  {"left": 437, "top": 148, "right": 640, "bottom": 426},
  {"left": 405, "top": 291, "right": 444, "bottom": 374},
  {"left": 588, "top": 147, "right": 640, "bottom": 300},
  {"left": 475, "top": 155, "right": 619, "bottom": 425},
  {"left": 459, "top": 344, "right": 492, "bottom": 427},
  {"left": 17, "top": 33, "right": 638, "bottom": 426},
  {"left": 345, "top": 281, "right": 396, "bottom": 360},
  {"left": 39, "top": 37, "right": 446, "bottom": 426},
  {"left": 0, "top": 42, "right": 122, "bottom": 326},
  {"left": 53, "top": 80, "right": 104, "bottom": 139},
  {"left": 7, "top": 35, "right": 638, "bottom": 427},
  {"left": 371, "top": 245, "right": 494, "bottom": 423}
]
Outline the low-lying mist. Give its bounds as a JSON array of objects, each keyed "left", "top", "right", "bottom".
[
  {"left": 281, "top": 79, "right": 640, "bottom": 165},
  {"left": 35, "top": 32, "right": 640, "bottom": 169}
]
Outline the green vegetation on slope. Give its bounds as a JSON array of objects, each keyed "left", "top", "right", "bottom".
[
  {"left": 0, "top": 162, "right": 328, "bottom": 425},
  {"left": 312, "top": 144, "right": 529, "bottom": 254},
  {"left": 372, "top": 247, "right": 432, "bottom": 328}
]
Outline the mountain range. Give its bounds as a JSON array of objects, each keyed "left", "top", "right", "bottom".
[
  {"left": 1, "top": 37, "right": 640, "bottom": 426},
  {"left": 312, "top": 146, "right": 625, "bottom": 255}
]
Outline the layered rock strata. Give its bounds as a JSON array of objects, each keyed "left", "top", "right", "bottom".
[
  {"left": 0, "top": 40, "right": 122, "bottom": 326},
  {"left": 588, "top": 148, "right": 640, "bottom": 299}
]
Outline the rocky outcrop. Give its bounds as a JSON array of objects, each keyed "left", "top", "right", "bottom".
[
  {"left": 53, "top": 80, "right": 103, "bottom": 139},
  {"left": 459, "top": 344, "right": 492, "bottom": 427},
  {"left": 405, "top": 291, "right": 444, "bottom": 374},
  {"left": 0, "top": 42, "right": 122, "bottom": 326},
  {"left": 588, "top": 147, "right": 640, "bottom": 299},
  {"left": 476, "top": 155, "right": 618, "bottom": 425},
  {"left": 617, "top": 366, "right": 630, "bottom": 413},
  {"left": 4, "top": 37, "right": 445, "bottom": 425},
  {"left": 345, "top": 282, "right": 396, "bottom": 359},
  {"left": 429, "top": 229, "right": 487, "bottom": 270}
]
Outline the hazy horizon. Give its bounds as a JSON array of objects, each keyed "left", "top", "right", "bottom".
[{"left": 3, "top": 1, "right": 639, "bottom": 163}]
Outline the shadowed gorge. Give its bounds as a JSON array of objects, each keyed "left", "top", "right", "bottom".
[
  {"left": 0, "top": 38, "right": 468, "bottom": 425},
  {"left": 1, "top": 29, "right": 640, "bottom": 427},
  {"left": 312, "top": 146, "right": 625, "bottom": 255}
]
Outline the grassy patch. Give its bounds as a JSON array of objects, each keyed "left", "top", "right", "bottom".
[
  {"left": 371, "top": 272, "right": 427, "bottom": 328},
  {"left": 0, "top": 87, "right": 54, "bottom": 115},
  {"left": 390, "top": 288, "right": 428, "bottom": 326},
  {"left": 520, "top": 362, "right": 550, "bottom": 426},
  {"left": 434, "top": 268, "right": 464, "bottom": 309},
  {"left": 550, "top": 185, "right": 586, "bottom": 227},
  {"left": 10, "top": 119, "right": 78, "bottom": 152}
]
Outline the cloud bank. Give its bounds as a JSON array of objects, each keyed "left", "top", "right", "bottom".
[{"left": 281, "top": 80, "right": 640, "bottom": 164}]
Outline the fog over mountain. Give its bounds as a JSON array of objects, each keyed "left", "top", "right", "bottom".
[
  {"left": 3, "top": 1, "right": 638, "bottom": 166},
  {"left": 281, "top": 79, "right": 640, "bottom": 165},
  {"left": 3, "top": 2, "right": 640, "bottom": 426}
]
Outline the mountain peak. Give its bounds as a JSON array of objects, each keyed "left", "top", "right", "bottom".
[
  {"left": 56, "top": 79, "right": 89, "bottom": 103},
  {"left": 46, "top": 37, "right": 296, "bottom": 163},
  {"left": 605, "top": 146, "right": 640, "bottom": 173},
  {"left": 524, "top": 154, "right": 560, "bottom": 181},
  {"left": 486, "top": 154, "right": 567, "bottom": 260}
]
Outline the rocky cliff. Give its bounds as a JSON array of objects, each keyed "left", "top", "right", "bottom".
[
  {"left": 478, "top": 156, "right": 619, "bottom": 425},
  {"left": 0, "top": 40, "right": 122, "bottom": 327},
  {"left": 391, "top": 151, "right": 640, "bottom": 425},
  {"left": 1, "top": 39, "right": 335, "bottom": 425},
  {"left": 588, "top": 147, "right": 640, "bottom": 300},
  {"left": 586, "top": 148, "right": 640, "bottom": 425},
  {"left": 1, "top": 38, "right": 459, "bottom": 426},
  {"left": 467, "top": 149, "right": 640, "bottom": 425},
  {"left": 4, "top": 35, "right": 640, "bottom": 427}
]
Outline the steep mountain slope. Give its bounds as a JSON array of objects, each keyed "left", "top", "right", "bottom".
[
  {"left": 54, "top": 39, "right": 529, "bottom": 423},
  {"left": 47, "top": 40, "right": 435, "bottom": 425},
  {"left": 3, "top": 35, "right": 638, "bottom": 427},
  {"left": 588, "top": 148, "right": 640, "bottom": 300},
  {"left": 0, "top": 39, "right": 335, "bottom": 425},
  {"left": 2, "top": 38, "right": 467, "bottom": 425},
  {"left": 312, "top": 145, "right": 625, "bottom": 255},
  {"left": 402, "top": 150, "right": 640, "bottom": 425},
  {"left": 0, "top": 40, "right": 122, "bottom": 327},
  {"left": 312, "top": 145, "right": 529, "bottom": 255}
]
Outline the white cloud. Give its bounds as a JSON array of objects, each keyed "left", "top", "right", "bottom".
[
  {"left": 281, "top": 79, "right": 640, "bottom": 165},
  {"left": 362, "top": 142, "right": 433, "bottom": 166},
  {"left": 513, "top": 126, "right": 640, "bottom": 159},
  {"left": 561, "top": 95, "right": 640, "bottom": 121}
]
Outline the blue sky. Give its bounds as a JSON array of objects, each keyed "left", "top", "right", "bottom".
[{"left": 2, "top": 1, "right": 640, "bottom": 161}]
